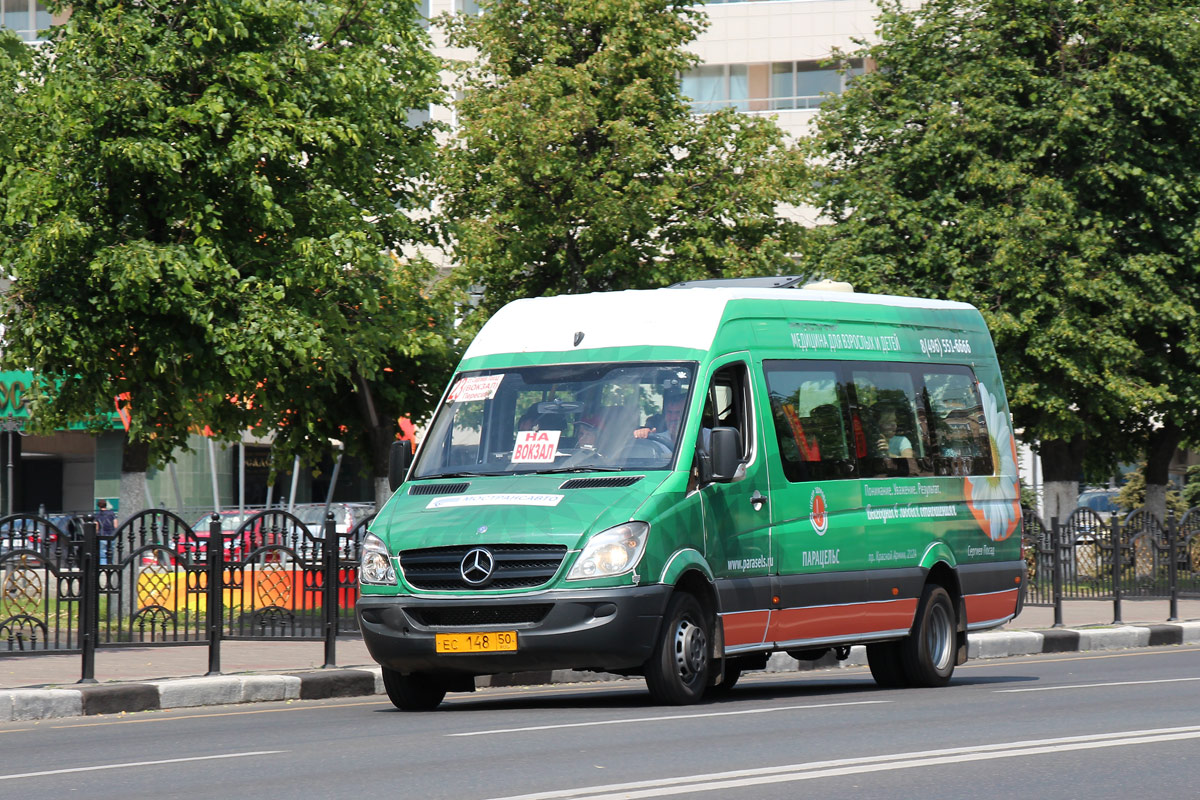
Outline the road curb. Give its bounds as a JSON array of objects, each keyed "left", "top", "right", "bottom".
[
  {"left": 4, "top": 621, "right": 1199, "bottom": 722},
  {"left": 294, "top": 669, "right": 378, "bottom": 700}
]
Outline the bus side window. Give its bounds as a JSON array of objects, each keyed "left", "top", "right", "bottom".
[
  {"left": 923, "top": 369, "right": 993, "bottom": 476},
  {"left": 849, "top": 367, "right": 930, "bottom": 478},
  {"left": 704, "top": 362, "right": 753, "bottom": 461},
  {"left": 762, "top": 361, "right": 854, "bottom": 482}
]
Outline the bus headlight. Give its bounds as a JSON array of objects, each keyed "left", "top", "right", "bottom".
[
  {"left": 360, "top": 533, "right": 397, "bottom": 586},
  {"left": 567, "top": 522, "right": 649, "bottom": 580}
]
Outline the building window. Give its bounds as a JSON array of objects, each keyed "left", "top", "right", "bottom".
[
  {"left": 456, "top": 0, "right": 482, "bottom": 14},
  {"left": 1, "top": 0, "right": 51, "bottom": 42},
  {"left": 771, "top": 59, "right": 864, "bottom": 110},
  {"left": 407, "top": 107, "right": 432, "bottom": 127},
  {"left": 680, "top": 64, "right": 749, "bottom": 113},
  {"left": 683, "top": 58, "right": 864, "bottom": 113}
]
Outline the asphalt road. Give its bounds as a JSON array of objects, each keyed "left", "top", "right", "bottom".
[{"left": 4, "top": 646, "right": 1199, "bottom": 799}]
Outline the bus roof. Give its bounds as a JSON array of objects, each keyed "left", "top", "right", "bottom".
[{"left": 462, "top": 287, "right": 981, "bottom": 360}]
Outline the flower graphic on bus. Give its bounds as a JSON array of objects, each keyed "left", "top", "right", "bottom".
[{"left": 964, "top": 383, "right": 1021, "bottom": 542}]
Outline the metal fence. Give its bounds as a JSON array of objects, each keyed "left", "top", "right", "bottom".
[
  {"left": 0, "top": 508, "right": 372, "bottom": 682},
  {"left": 1021, "top": 505, "right": 1200, "bottom": 624}
]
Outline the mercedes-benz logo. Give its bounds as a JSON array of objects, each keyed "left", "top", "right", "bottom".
[{"left": 460, "top": 547, "right": 495, "bottom": 586}]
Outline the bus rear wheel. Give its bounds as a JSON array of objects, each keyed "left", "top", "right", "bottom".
[
  {"left": 382, "top": 668, "right": 447, "bottom": 711},
  {"left": 645, "top": 592, "right": 711, "bottom": 705},
  {"left": 900, "top": 584, "right": 957, "bottom": 687}
]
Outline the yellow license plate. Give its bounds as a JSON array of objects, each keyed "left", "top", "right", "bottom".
[{"left": 435, "top": 631, "right": 518, "bottom": 654}]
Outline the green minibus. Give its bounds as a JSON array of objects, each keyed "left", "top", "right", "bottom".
[{"left": 356, "top": 283, "right": 1024, "bottom": 709}]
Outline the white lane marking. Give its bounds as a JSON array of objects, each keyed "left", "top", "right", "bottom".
[
  {"left": 481, "top": 726, "right": 1200, "bottom": 800},
  {"left": 447, "top": 700, "right": 890, "bottom": 737},
  {"left": 0, "top": 750, "right": 287, "bottom": 781},
  {"left": 996, "top": 676, "right": 1200, "bottom": 693}
]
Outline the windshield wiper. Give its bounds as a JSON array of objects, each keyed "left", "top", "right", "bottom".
[
  {"left": 537, "top": 466, "right": 628, "bottom": 474},
  {"left": 417, "top": 471, "right": 503, "bottom": 479}
]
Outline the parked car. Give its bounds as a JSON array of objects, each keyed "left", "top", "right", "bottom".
[
  {"left": 1078, "top": 489, "right": 1120, "bottom": 520},
  {"left": 292, "top": 503, "right": 375, "bottom": 536},
  {"left": 190, "top": 509, "right": 261, "bottom": 537},
  {"left": 189, "top": 510, "right": 276, "bottom": 560},
  {"left": 1, "top": 517, "right": 70, "bottom": 560},
  {"left": 0, "top": 525, "right": 36, "bottom": 557}
]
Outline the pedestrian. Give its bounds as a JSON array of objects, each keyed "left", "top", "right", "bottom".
[{"left": 95, "top": 499, "right": 117, "bottom": 538}]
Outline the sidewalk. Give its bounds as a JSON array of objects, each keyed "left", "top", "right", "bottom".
[{"left": 3, "top": 598, "right": 1199, "bottom": 721}]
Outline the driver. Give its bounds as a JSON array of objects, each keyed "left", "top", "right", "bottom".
[
  {"left": 634, "top": 389, "right": 687, "bottom": 444},
  {"left": 575, "top": 419, "right": 599, "bottom": 449}
]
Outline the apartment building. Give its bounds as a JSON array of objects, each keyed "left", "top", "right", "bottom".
[
  {"left": 420, "top": 0, "right": 895, "bottom": 139},
  {"left": 683, "top": 0, "right": 887, "bottom": 138},
  {"left": 1, "top": 1, "right": 66, "bottom": 42},
  {"left": 4, "top": 1, "right": 891, "bottom": 134}
]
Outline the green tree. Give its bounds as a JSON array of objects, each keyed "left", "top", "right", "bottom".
[
  {"left": 798, "top": 0, "right": 1200, "bottom": 522},
  {"left": 0, "top": 0, "right": 454, "bottom": 511},
  {"left": 438, "top": 0, "right": 804, "bottom": 325},
  {"left": 1113, "top": 464, "right": 1187, "bottom": 517},
  {"left": 1183, "top": 465, "right": 1200, "bottom": 511}
]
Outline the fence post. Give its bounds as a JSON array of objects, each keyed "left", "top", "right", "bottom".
[
  {"left": 322, "top": 512, "right": 338, "bottom": 669},
  {"left": 78, "top": 515, "right": 99, "bottom": 684},
  {"left": 1167, "top": 512, "right": 1179, "bottom": 622},
  {"left": 1111, "top": 515, "right": 1123, "bottom": 625},
  {"left": 206, "top": 514, "right": 224, "bottom": 676},
  {"left": 1050, "top": 517, "right": 1064, "bottom": 628}
]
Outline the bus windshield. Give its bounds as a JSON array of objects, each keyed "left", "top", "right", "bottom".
[{"left": 412, "top": 362, "right": 697, "bottom": 479}]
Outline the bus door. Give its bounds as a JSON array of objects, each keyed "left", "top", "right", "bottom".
[{"left": 698, "top": 356, "right": 772, "bottom": 653}]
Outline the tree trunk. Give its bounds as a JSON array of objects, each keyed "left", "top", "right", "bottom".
[
  {"left": 374, "top": 476, "right": 392, "bottom": 511},
  {"left": 1143, "top": 422, "right": 1183, "bottom": 523},
  {"left": 353, "top": 371, "right": 398, "bottom": 512},
  {"left": 1039, "top": 435, "right": 1086, "bottom": 524},
  {"left": 119, "top": 437, "right": 151, "bottom": 520},
  {"left": 116, "top": 437, "right": 152, "bottom": 621}
]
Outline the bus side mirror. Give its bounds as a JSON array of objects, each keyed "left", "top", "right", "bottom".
[
  {"left": 707, "top": 427, "right": 742, "bottom": 484},
  {"left": 388, "top": 440, "right": 413, "bottom": 492}
]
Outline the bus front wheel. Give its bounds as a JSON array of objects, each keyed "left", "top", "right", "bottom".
[
  {"left": 382, "top": 667, "right": 447, "bottom": 711},
  {"left": 646, "top": 592, "right": 711, "bottom": 705}
]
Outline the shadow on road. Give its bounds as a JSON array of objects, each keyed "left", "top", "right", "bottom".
[{"left": 372, "top": 667, "right": 1034, "bottom": 713}]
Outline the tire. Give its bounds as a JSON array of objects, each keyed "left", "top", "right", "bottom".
[
  {"left": 866, "top": 641, "right": 907, "bottom": 688},
  {"left": 381, "top": 668, "right": 447, "bottom": 711},
  {"left": 645, "top": 593, "right": 711, "bottom": 705},
  {"left": 899, "top": 584, "right": 957, "bottom": 687}
]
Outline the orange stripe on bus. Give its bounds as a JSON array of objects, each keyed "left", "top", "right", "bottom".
[
  {"left": 721, "top": 610, "right": 770, "bottom": 647},
  {"left": 965, "top": 589, "right": 1020, "bottom": 624},
  {"left": 765, "top": 598, "right": 918, "bottom": 642}
]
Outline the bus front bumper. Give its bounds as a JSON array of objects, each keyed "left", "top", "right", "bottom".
[{"left": 356, "top": 585, "right": 672, "bottom": 677}]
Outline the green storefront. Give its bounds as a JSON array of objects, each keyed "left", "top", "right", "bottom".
[
  {"left": 0, "top": 370, "right": 125, "bottom": 516},
  {"left": 0, "top": 370, "right": 369, "bottom": 519}
]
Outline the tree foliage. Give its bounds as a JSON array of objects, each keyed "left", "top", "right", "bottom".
[
  {"left": 798, "top": 0, "right": 1200, "bottom": 500},
  {"left": 1184, "top": 465, "right": 1200, "bottom": 510},
  {"left": 0, "top": 0, "right": 457, "bottom": 477},
  {"left": 438, "top": 0, "right": 805, "bottom": 323},
  {"left": 1114, "top": 464, "right": 1187, "bottom": 517}
]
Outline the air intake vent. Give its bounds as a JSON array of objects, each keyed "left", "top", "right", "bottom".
[
  {"left": 559, "top": 476, "right": 644, "bottom": 490},
  {"left": 399, "top": 544, "right": 568, "bottom": 591},
  {"left": 408, "top": 482, "right": 470, "bottom": 496},
  {"left": 407, "top": 604, "right": 553, "bottom": 627}
]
